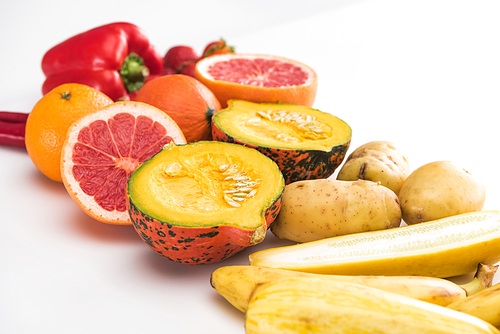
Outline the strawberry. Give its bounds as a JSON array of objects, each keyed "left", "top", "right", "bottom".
[
  {"left": 162, "top": 67, "right": 176, "bottom": 76},
  {"left": 163, "top": 46, "right": 199, "bottom": 74},
  {"left": 179, "top": 62, "right": 197, "bottom": 77},
  {"left": 201, "top": 39, "right": 235, "bottom": 58}
]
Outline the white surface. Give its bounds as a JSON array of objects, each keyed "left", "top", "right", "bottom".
[{"left": 1, "top": 0, "right": 500, "bottom": 332}]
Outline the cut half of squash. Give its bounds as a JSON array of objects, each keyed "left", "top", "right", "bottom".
[
  {"left": 249, "top": 211, "right": 500, "bottom": 277},
  {"left": 212, "top": 100, "right": 352, "bottom": 184},
  {"left": 127, "top": 141, "right": 285, "bottom": 264}
]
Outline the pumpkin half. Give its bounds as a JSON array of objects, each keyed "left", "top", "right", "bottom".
[
  {"left": 126, "top": 141, "right": 285, "bottom": 265},
  {"left": 212, "top": 100, "right": 352, "bottom": 184}
]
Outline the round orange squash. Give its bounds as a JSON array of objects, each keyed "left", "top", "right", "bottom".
[{"left": 134, "top": 74, "right": 221, "bottom": 143}]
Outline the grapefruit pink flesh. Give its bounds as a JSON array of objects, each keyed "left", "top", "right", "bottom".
[
  {"left": 206, "top": 58, "right": 310, "bottom": 88},
  {"left": 71, "top": 113, "right": 175, "bottom": 212}
]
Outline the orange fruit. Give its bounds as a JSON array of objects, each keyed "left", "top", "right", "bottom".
[
  {"left": 194, "top": 53, "right": 318, "bottom": 108},
  {"left": 25, "top": 83, "right": 113, "bottom": 182},
  {"left": 135, "top": 74, "right": 221, "bottom": 143},
  {"left": 60, "top": 101, "right": 186, "bottom": 225}
]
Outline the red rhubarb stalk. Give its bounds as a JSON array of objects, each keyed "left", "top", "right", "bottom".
[{"left": 0, "top": 111, "right": 29, "bottom": 149}]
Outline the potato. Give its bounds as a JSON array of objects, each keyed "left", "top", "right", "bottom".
[
  {"left": 336, "top": 141, "right": 409, "bottom": 195},
  {"left": 399, "top": 161, "right": 486, "bottom": 225},
  {"left": 270, "top": 179, "right": 402, "bottom": 243}
]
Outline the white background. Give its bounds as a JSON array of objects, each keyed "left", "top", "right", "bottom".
[{"left": 1, "top": 0, "right": 499, "bottom": 333}]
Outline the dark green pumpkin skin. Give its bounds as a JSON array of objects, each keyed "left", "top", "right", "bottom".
[
  {"left": 127, "top": 192, "right": 283, "bottom": 265},
  {"left": 212, "top": 125, "right": 351, "bottom": 185}
]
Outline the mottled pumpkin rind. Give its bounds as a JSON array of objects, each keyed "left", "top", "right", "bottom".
[{"left": 127, "top": 192, "right": 282, "bottom": 264}]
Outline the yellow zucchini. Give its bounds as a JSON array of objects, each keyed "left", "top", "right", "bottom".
[{"left": 249, "top": 211, "right": 500, "bottom": 277}]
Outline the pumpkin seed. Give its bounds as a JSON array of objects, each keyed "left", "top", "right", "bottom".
[
  {"left": 223, "top": 164, "right": 239, "bottom": 175},
  {"left": 232, "top": 182, "right": 248, "bottom": 187},
  {"left": 254, "top": 109, "right": 331, "bottom": 140},
  {"left": 163, "top": 162, "right": 183, "bottom": 176},
  {"left": 224, "top": 194, "right": 241, "bottom": 207},
  {"left": 296, "top": 124, "right": 308, "bottom": 130},
  {"left": 246, "top": 117, "right": 262, "bottom": 126},
  {"left": 235, "top": 187, "right": 252, "bottom": 193},
  {"left": 244, "top": 181, "right": 260, "bottom": 187},
  {"left": 247, "top": 189, "right": 257, "bottom": 197},
  {"left": 257, "top": 111, "right": 272, "bottom": 120},
  {"left": 233, "top": 175, "right": 250, "bottom": 182},
  {"left": 219, "top": 163, "right": 262, "bottom": 207}
]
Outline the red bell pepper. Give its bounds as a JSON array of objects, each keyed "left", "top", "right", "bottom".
[{"left": 41, "top": 22, "right": 163, "bottom": 101}]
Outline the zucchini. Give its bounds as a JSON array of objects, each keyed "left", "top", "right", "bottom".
[{"left": 249, "top": 211, "right": 500, "bottom": 277}]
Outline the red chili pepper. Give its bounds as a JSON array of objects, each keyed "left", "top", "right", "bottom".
[
  {"left": 0, "top": 111, "right": 29, "bottom": 149},
  {"left": 41, "top": 22, "right": 163, "bottom": 101}
]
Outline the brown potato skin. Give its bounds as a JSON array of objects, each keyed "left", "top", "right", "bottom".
[
  {"left": 336, "top": 141, "right": 409, "bottom": 195},
  {"left": 270, "top": 179, "right": 401, "bottom": 243},
  {"left": 398, "top": 161, "right": 486, "bottom": 225}
]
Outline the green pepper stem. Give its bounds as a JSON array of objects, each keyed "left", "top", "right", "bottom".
[{"left": 120, "top": 53, "right": 150, "bottom": 93}]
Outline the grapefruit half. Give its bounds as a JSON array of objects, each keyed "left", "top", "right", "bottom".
[
  {"left": 61, "top": 101, "right": 187, "bottom": 225},
  {"left": 194, "top": 53, "right": 318, "bottom": 108}
]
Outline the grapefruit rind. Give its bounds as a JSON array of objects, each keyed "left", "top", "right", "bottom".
[{"left": 60, "top": 101, "right": 187, "bottom": 225}]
